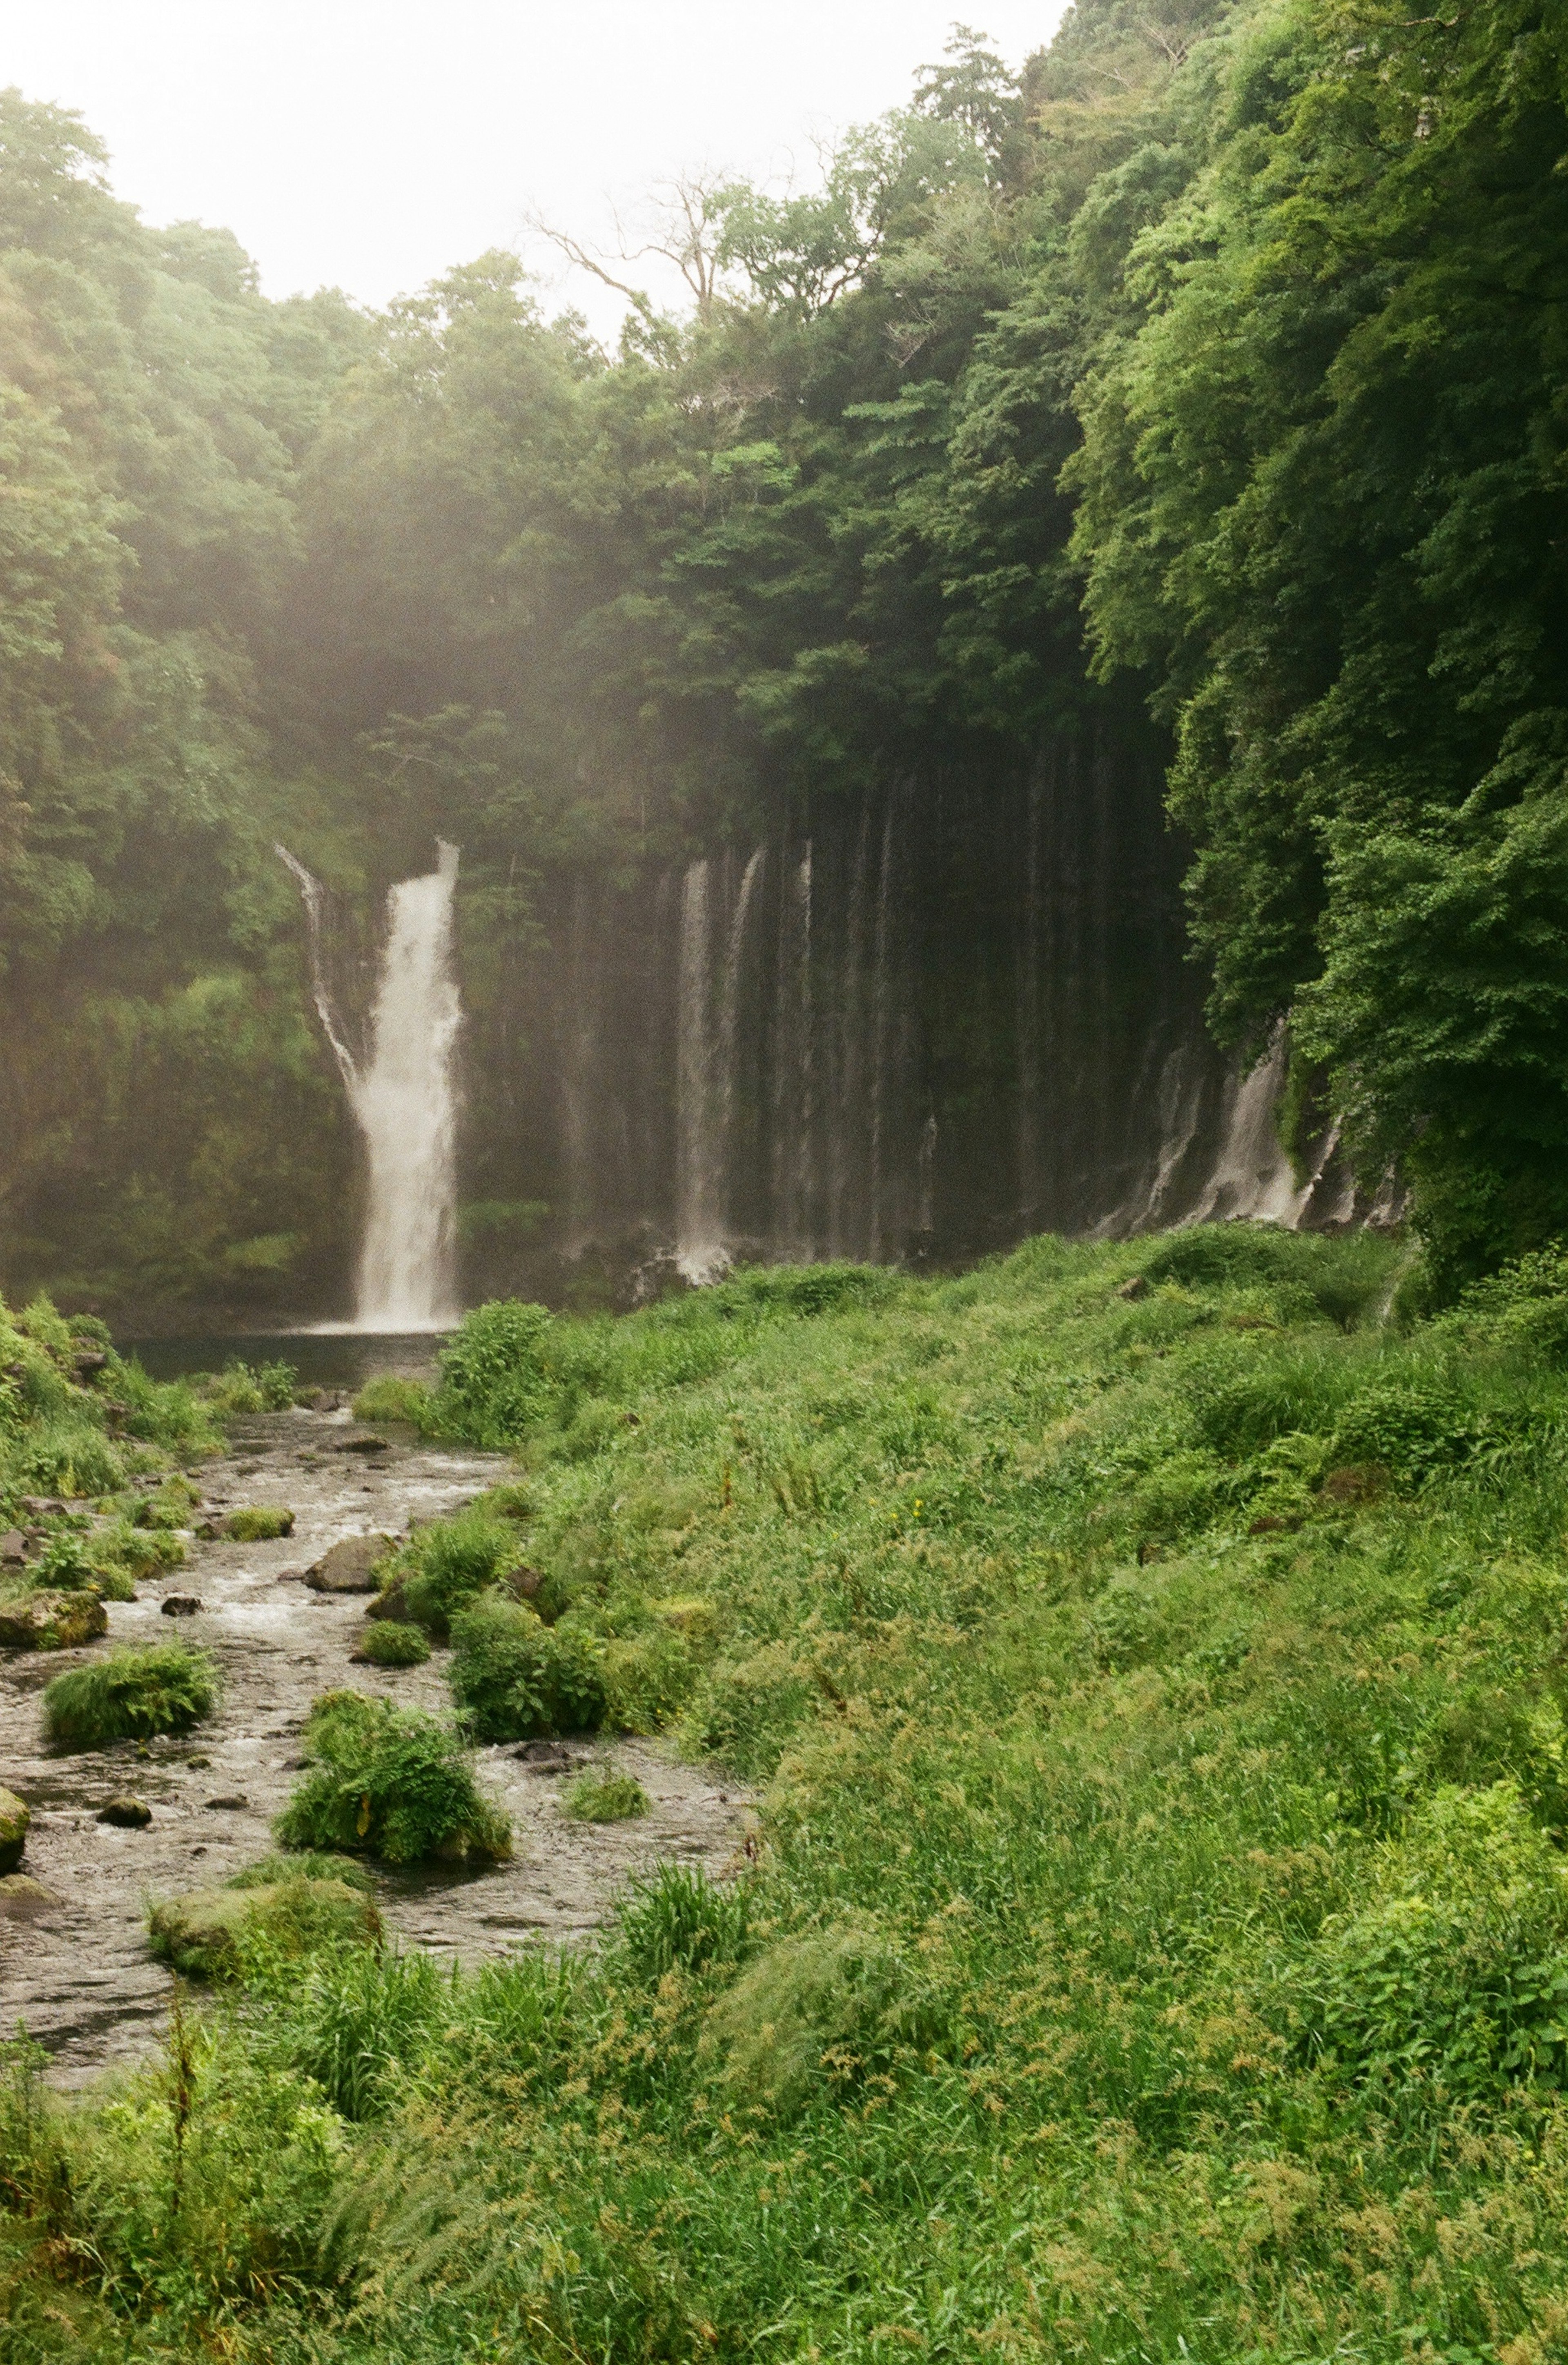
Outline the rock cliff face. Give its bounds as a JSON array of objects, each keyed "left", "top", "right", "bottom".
[{"left": 452, "top": 728, "right": 1353, "bottom": 1306}]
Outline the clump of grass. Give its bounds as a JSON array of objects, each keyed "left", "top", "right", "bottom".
[
  {"left": 224, "top": 1505, "right": 294, "bottom": 1541},
  {"left": 42, "top": 1643, "right": 217, "bottom": 1748},
  {"left": 276, "top": 1690, "right": 510, "bottom": 1865},
  {"left": 352, "top": 1376, "right": 433, "bottom": 1425},
  {"left": 562, "top": 1767, "right": 648, "bottom": 1821},
  {"left": 448, "top": 1596, "right": 607, "bottom": 1739},
  {"left": 352, "top": 1620, "right": 430, "bottom": 1668},
  {"left": 202, "top": 1359, "right": 298, "bottom": 1416}
]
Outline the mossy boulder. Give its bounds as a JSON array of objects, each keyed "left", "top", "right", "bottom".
[
  {"left": 149, "top": 1874, "right": 381, "bottom": 1979},
  {"left": 305, "top": 1534, "right": 394, "bottom": 1592},
  {"left": 0, "top": 1786, "right": 29, "bottom": 1872},
  {"left": 0, "top": 1587, "right": 109, "bottom": 1652},
  {"left": 202, "top": 1506, "right": 294, "bottom": 1542}
]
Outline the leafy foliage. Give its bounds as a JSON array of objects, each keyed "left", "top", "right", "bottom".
[{"left": 275, "top": 1690, "right": 510, "bottom": 1865}]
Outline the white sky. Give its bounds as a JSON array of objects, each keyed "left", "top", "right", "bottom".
[{"left": 0, "top": 0, "right": 1069, "bottom": 338}]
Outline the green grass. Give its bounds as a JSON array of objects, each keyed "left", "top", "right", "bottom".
[
  {"left": 41, "top": 1642, "right": 217, "bottom": 1748},
  {"left": 562, "top": 1767, "right": 648, "bottom": 1821},
  {"left": 22, "top": 1227, "right": 1568, "bottom": 2357},
  {"left": 223, "top": 1505, "right": 294, "bottom": 1541},
  {"left": 352, "top": 1618, "right": 430, "bottom": 1668}
]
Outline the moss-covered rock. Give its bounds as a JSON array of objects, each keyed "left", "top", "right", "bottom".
[
  {"left": 0, "top": 1786, "right": 30, "bottom": 1872},
  {"left": 149, "top": 1875, "right": 382, "bottom": 1978},
  {"left": 0, "top": 1587, "right": 109, "bottom": 1651},
  {"left": 203, "top": 1506, "right": 294, "bottom": 1541}
]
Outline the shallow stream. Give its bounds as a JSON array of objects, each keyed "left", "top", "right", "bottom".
[{"left": 0, "top": 1403, "right": 753, "bottom": 2085}]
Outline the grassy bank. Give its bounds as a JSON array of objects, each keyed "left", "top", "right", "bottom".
[{"left": 13, "top": 1227, "right": 1568, "bottom": 2360}]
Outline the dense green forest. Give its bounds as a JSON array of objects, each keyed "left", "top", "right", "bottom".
[{"left": 2, "top": 0, "right": 1567, "bottom": 1306}]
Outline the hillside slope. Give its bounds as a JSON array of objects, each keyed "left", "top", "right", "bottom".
[{"left": 10, "top": 1225, "right": 1568, "bottom": 2358}]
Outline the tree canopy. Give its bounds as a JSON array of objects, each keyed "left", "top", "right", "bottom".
[{"left": 2, "top": 0, "right": 1566, "bottom": 1300}]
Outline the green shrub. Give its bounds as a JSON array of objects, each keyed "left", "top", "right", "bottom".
[
  {"left": 132, "top": 1476, "right": 200, "bottom": 1530},
  {"left": 430, "top": 1299, "right": 554, "bottom": 1446},
  {"left": 42, "top": 1643, "right": 217, "bottom": 1748},
  {"left": 1297, "top": 1784, "right": 1568, "bottom": 2103},
  {"left": 203, "top": 1358, "right": 298, "bottom": 1417},
  {"left": 3, "top": 1418, "right": 124, "bottom": 1499},
  {"left": 225, "top": 1505, "right": 294, "bottom": 1541},
  {"left": 276, "top": 1691, "right": 510, "bottom": 1865},
  {"left": 563, "top": 1767, "right": 648, "bottom": 1821},
  {"left": 684, "top": 1641, "right": 819, "bottom": 1780},
  {"left": 602, "top": 1622, "right": 697, "bottom": 1733},
  {"left": 352, "top": 1376, "right": 433, "bottom": 1425},
  {"left": 448, "top": 1597, "right": 607, "bottom": 1739},
  {"left": 399, "top": 1508, "right": 527, "bottom": 1637},
  {"left": 285, "top": 1946, "right": 447, "bottom": 2121},
  {"left": 96, "top": 1520, "right": 186, "bottom": 1581},
  {"left": 33, "top": 1530, "right": 96, "bottom": 1590},
  {"left": 227, "top": 1851, "right": 375, "bottom": 1892},
  {"left": 700, "top": 1920, "right": 934, "bottom": 2117},
  {"left": 1328, "top": 1375, "right": 1495, "bottom": 1482},
  {"left": 1138, "top": 1225, "right": 1394, "bottom": 1328},
  {"left": 354, "top": 1619, "right": 430, "bottom": 1668}
]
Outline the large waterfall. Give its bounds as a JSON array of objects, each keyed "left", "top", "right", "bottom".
[
  {"left": 280, "top": 841, "right": 463, "bottom": 1330},
  {"left": 463, "top": 730, "right": 1365, "bottom": 1301},
  {"left": 283, "top": 723, "right": 1365, "bottom": 1317}
]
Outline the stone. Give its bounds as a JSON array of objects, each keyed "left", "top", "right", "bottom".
[
  {"left": 335, "top": 1434, "right": 390, "bottom": 1456},
  {"left": 185, "top": 1755, "right": 212, "bottom": 1769},
  {"left": 305, "top": 1534, "right": 395, "bottom": 1593},
  {"left": 19, "top": 1496, "right": 69, "bottom": 1517},
  {"left": 148, "top": 1877, "right": 381, "bottom": 1979},
  {"left": 98, "top": 1797, "right": 151, "bottom": 1829},
  {"left": 1114, "top": 1275, "right": 1150, "bottom": 1302},
  {"left": 502, "top": 1565, "right": 544, "bottom": 1602},
  {"left": 0, "top": 1588, "right": 108, "bottom": 1651},
  {"left": 161, "top": 1595, "right": 204, "bottom": 1617},
  {"left": 203, "top": 1795, "right": 249, "bottom": 1810},
  {"left": 0, "top": 1786, "right": 29, "bottom": 1873},
  {"left": 0, "top": 1875, "right": 60, "bottom": 1921},
  {"left": 72, "top": 1350, "right": 109, "bottom": 1380},
  {"left": 0, "top": 1532, "right": 25, "bottom": 1565},
  {"left": 516, "top": 1741, "right": 572, "bottom": 1775}
]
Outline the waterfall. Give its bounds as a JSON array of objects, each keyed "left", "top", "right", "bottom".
[
  {"left": 280, "top": 841, "right": 462, "bottom": 1330},
  {"left": 1188, "top": 1030, "right": 1312, "bottom": 1227},
  {"left": 675, "top": 859, "right": 726, "bottom": 1282}
]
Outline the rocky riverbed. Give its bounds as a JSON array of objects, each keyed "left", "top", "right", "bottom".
[{"left": 0, "top": 1403, "right": 754, "bottom": 2085}]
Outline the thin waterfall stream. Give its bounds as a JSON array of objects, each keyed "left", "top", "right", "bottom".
[{"left": 279, "top": 841, "right": 463, "bottom": 1331}]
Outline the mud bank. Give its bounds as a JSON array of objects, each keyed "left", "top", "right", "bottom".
[{"left": 0, "top": 1406, "right": 753, "bottom": 2085}]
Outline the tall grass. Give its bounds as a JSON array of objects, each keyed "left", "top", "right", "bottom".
[{"left": 19, "top": 1226, "right": 1568, "bottom": 2358}]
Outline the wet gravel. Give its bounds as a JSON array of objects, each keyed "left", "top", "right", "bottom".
[{"left": 0, "top": 1405, "right": 754, "bottom": 2084}]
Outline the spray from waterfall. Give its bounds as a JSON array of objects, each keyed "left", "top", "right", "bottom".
[{"left": 279, "top": 841, "right": 463, "bottom": 1330}]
